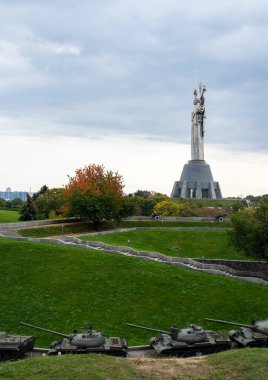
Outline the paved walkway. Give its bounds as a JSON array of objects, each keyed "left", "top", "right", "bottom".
[{"left": 0, "top": 230, "right": 22, "bottom": 238}]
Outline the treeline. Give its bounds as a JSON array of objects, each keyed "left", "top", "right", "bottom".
[
  {"left": 0, "top": 198, "right": 23, "bottom": 209},
  {"left": 5, "top": 164, "right": 268, "bottom": 222},
  {"left": 2, "top": 162, "right": 268, "bottom": 260},
  {"left": 230, "top": 198, "right": 268, "bottom": 260}
]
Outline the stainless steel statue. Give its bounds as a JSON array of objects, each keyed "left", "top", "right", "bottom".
[
  {"left": 171, "top": 81, "right": 222, "bottom": 199},
  {"left": 191, "top": 82, "right": 207, "bottom": 161}
]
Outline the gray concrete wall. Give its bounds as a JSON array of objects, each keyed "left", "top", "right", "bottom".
[{"left": 0, "top": 218, "right": 89, "bottom": 231}]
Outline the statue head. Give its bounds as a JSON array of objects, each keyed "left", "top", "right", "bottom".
[{"left": 199, "top": 82, "right": 207, "bottom": 93}]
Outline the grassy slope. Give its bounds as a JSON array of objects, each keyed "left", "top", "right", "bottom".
[
  {"left": 0, "top": 349, "right": 268, "bottom": 380},
  {"left": 18, "top": 220, "right": 230, "bottom": 238},
  {"left": 81, "top": 230, "right": 249, "bottom": 260},
  {"left": 0, "top": 210, "right": 19, "bottom": 223},
  {"left": 0, "top": 238, "right": 267, "bottom": 348}
]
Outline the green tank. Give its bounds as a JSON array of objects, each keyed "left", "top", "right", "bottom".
[
  {"left": 0, "top": 331, "right": 35, "bottom": 361},
  {"left": 205, "top": 318, "right": 268, "bottom": 348},
  {"left": 21, "top": 322, "right": 128, "bottom": 357},
  {"left": 127, "top": 323, "right": 231, "bottom": 357}
]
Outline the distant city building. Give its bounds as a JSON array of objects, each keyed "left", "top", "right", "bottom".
[{"left": 0, "top": 187, "right": 32, "bottom": 202}]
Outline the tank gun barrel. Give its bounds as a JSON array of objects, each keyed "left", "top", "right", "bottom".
[
  {"left": 204, "top": 318, "right": 253, "bottom": 329},
  {"left": 127, "top": 323, "right": 170, "bottom": 334},
  {"left": 20, "top": 322, "right": 71, "bottom": 339}
]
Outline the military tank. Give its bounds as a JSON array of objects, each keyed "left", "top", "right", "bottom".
[
  {"left": 127, "top": 323, "right": 231, "bottom": 357},
  {"left": 20, "top": 322, "right": 128, "bottom": 357},
  {"left": 205, "top": 318, "right": 268, "bottom": 348},
  {"left": 0, "top": 331, "right": 35, "bottom": 361}
]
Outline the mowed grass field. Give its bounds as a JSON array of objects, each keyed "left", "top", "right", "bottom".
[
  {"left": 18, "top": 219, "right": 230, "bottom": 238},
  {"left": 81, "top": 229, "right": 249, "bottom": 260},
  {"left": 0, "top": 209, "right": 19, "bottom": 223},
  {"left": 0, "top": 238, "right": 267, "bottom": 348}
]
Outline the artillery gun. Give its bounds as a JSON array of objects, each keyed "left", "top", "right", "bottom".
[
  {"left": 0, "top": 331, "right": 35, "bottom": 361},
  {"left": 20, "top": 322, "right": 128, "bottom": 357},
  {"left": 205, "top": 318, "right": 268, "bottom": 348},
  {"left": 127, "top": 323, "right": 231, "bottom": 357}
]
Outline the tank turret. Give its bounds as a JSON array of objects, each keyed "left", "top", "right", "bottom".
[
  {"left": 127, "top": 323, "right": 206, "bottom": 343},
  {"left": 127, "top": 322, "right": 231, "bottom": 357},
  {"left": 21, "top": 322, "right": 128, "bottom": 357},
  {"left": 205, "top": 318, "right": 268, "bottom": 348}
]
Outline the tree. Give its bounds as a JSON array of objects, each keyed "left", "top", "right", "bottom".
[
  {"left": 32, "top": 185, "right": 49, "bottom": 201},
  {"left": 130, "top": 190, "right": 169, "bottom": 216},
  {"left": 0, "top": 198, "right": 6, "bottom": 208},
  {"left": 177, "top": 199, "right": 198, "bottom": 216},
  {"left": 34, "top": 188, "right": 66, "bottom": 219},
  {"left": 140, "top": 198, "right": 157, "bottom": 216},
  {"left": 65, "top": 164, "right": 129, "bottom": 226},
  {"left": 230, "top": 199, "right": 268, "bottom": 260},
  {"left": 120, "top": 196, "right": 137, "bottom": 218},
  {"left": 10, "top": 198, "right": 23, "bottom": 208},
  {"left": 153, "top": 201, "right": 180, "bottom": 217},
  {"left": 134, "top": 190, "right": 152, "bottom": 199},
  {"left": 19, "top": 194, "right": 38, "bottom": 221}
]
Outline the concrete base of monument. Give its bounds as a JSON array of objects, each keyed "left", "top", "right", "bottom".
[{"left": 171, "top": 160, "right": 222, "bottom": 199}]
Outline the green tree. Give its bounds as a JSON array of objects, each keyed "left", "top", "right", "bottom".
[
  {"left": 120, "top": 196, "right": 137, "bottom": 218},
  {"left": 134, "top": 190, "right": 152, "bottom": 198},
  {"left": 230, "top": 200, "right": 268, "bottom": 260},
  {"left": 153, "top": 201, "right": 180, "bottom": 217},
  {"left": 140, "top": 198, "right": 157, "bottom": 216},
  {"left": 151, "top": 192, "right": 169, "bottom": 203},
  {"left": 32, "top": 185, "right": 49, "bottom": 201},
  {"left": 19, "top": 194, "right": 38, "bottom": 221},
  {"left": 35, "top": 188, "right": 66, "bottom": 219},
  {"left": 0, "top": 198, "right": 6, "bottom": 208},
  {"left": 10, "top": 198, "right": 23, "bottom": 208},
  {"left": 65, "top": 164, "right": 130, "bottom": 226},
  {"left": 131, "top": 190, "right": 169, "bottom": 216},
  {"left": 177, "top": 199, "right": 198, "bottom": 216}
]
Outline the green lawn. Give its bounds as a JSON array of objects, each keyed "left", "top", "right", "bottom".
[
  {"left": 0, "top": 238, "right": 267, "bottom": 348},
  {"left": 80, "top": 229, "right": 249, "bottom": 260},
  {"left": 18, "top": 219, "right": 230, "bottom": 238},
  {"left": 0, "top": 209, "right": 19, "bottom": 223},
  {"left": 0, "top": 348, "right": 267, "bottom": 380}
]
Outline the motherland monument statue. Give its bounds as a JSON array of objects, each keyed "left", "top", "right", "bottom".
[{"left": 171, "top": 83, "right": 222, "bottom": 199}]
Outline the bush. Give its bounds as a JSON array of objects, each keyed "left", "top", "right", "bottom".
[
  {"left": 230, "top": 200, "right": 268, "bottom": 260},
  {"left": 153, "top": 201, "right": 180, "bottom": 216}
]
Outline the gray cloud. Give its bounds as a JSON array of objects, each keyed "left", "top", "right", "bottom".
[{"left": 0, "top": 0, "right": 267, "bottom": 151}]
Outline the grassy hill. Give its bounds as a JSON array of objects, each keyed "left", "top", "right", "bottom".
[
  {"left": 18, "top": 219, "right": 230, "bottom": 238},
  {"left": 0, "top": 238, "right": 267, "bottom": 348},
  {"left": 81, "top": 229, "right": 250, "bottom": 260},
  {"left": 0, "top": 349, "right": 267, "bottom": 380}
]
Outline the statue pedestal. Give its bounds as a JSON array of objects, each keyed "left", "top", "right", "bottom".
[{"left": 171, "top": 160, "right": 222, "bottom": 199}]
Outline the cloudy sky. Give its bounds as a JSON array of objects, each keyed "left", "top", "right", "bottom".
[{"left": 0, "top": 0, "right": 267, "bottom": 197}]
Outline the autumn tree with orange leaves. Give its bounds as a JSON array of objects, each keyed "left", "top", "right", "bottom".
[{"left": 65, "top": 164, "right": 132, "bottom": 226}]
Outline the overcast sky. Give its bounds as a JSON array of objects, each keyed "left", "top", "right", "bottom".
[{"left": 0, "top": 0, "right": 267, "bottom": 197}]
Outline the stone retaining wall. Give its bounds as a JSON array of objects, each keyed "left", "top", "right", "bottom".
[
  {"left": 195, "top": 259, "right": 268, "bottom": 279},
  {"left": 74, "top": 238, "right": 267, "bottom": 284},
  {"left": 2, "top": 234, "right": 267, "bottom": 285}
]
